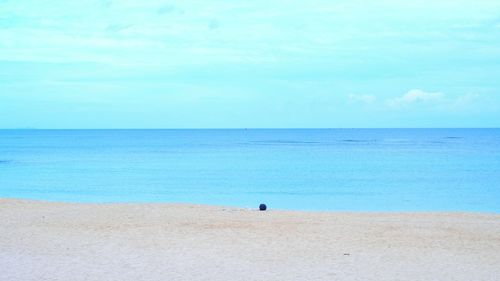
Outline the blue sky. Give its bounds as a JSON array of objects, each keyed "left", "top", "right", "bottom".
[{"left": 1, "top": 0, "right": 500, "bottom": 128}]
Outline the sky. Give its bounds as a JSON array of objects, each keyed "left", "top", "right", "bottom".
[{"left": 1, "top": 0, "right": 500, "bottom": 128}]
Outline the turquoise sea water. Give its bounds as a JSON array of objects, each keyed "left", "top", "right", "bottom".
[{"left": 0, "top": 129, "right": 499, "bottom": 212}]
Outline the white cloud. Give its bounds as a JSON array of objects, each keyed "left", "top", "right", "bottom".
[
  {"left": 385, "top": 89, "right": 444, "bottom": 108},
  {"left": 347, "top": 90, "right": 482, "bottom": 112},
  {"left": 382, "top": 89, "right": 485, "bottom": 112}
]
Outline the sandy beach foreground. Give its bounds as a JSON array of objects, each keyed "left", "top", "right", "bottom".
[{"left": 1, "top": 199, "right": 499, "bottom": 281}]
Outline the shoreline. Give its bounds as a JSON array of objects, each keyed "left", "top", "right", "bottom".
[
  {"left": 2, "top": 198, "right": 500, "bottom": 280},
  {"left": 2, "top": 197, "right": 499, "bottom": 214}
]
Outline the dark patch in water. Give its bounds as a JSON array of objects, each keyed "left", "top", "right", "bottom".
[
  {"left": 444, "top": 136, "right": 463, "bottom": 139},
  {"left": 0, "top": 160, "right": 11, "bottom": 164},
  {"left": 341, "top": 139, "right": 373, "bottom": 143}
]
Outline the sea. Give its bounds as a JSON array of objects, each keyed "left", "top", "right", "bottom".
[{"left": 0, "top": 129, "right": 499, "bottom": 212}]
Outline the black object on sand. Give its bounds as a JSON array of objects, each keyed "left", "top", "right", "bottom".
[{"left": 259, "top": 204, "right": 267, "bottom": 211}]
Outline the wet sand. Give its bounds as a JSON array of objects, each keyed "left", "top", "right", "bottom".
[{"left": 1, "top": 198, "right": 499, "bottom": 281}]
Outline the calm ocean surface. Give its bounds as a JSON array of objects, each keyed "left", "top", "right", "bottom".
[{"left": 0, "top": 129, "right": 499, "bottom": 212}]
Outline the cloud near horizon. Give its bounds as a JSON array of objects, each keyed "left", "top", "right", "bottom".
[
  {"left": 386, "top": 90, "right": 445, "bottom": 109},
  {"left": 349, "top": 89, "right": 484, "bottom": 112}
]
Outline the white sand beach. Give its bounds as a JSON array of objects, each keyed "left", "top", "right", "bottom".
[{"left": 1, "top": 198, "right": 499, "bottom": 281}]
